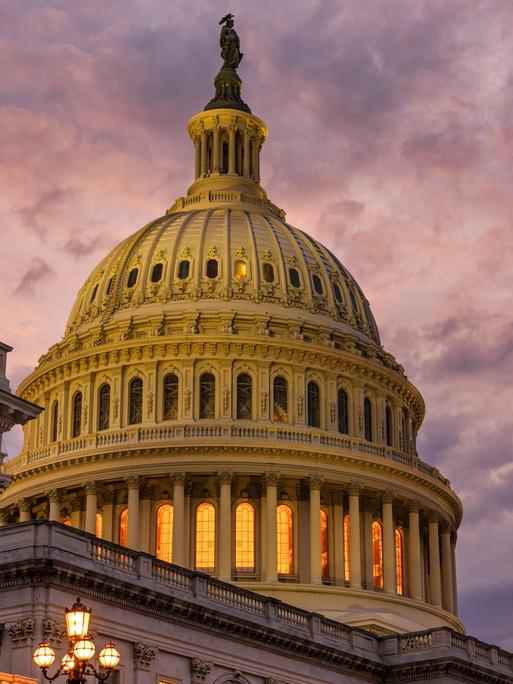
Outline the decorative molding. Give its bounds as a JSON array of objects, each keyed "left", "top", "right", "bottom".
[
  {"left": 190, "top": 657, "right": 212, "bottom": 683},
  {"left": 42, "top": 617, "right": 67, "bottom": 645},
  {"left": 307, "top": 474, "right": 324, "bottom": 491},
  {"left": 46, "top": 489, "right": 61, "bottom": 503},
  {"left": 217, "top": 471, "right": 234, "bottom": 486},
  {"left": 171, "top": 472, "right": 186, "bottom": 487},
  {"left": 262, "top": 472, "right": 280, "bottom": 488},
  {"left": 125, "top": 475, "right": 143, "bottom": 490},
  {"left": 84, "top": 481, "right": 99, "bottom": 495},
  {"left": 16, "top": 498, "right": 31, "bottom": 513},
  {"left": 7, "top": 618, "right": 34, "bottom": 643},
  {"left": 133, "top": 641, "right": 157, "bottom": 669}
]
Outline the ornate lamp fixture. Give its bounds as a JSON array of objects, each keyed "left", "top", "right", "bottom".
[{"left": 33, "top": 598, "right": 120, "bottom": 684}]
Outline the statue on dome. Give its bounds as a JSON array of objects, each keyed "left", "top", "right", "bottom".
[{"left": 219, "top": 14, "right": 243, "bottom": 68}]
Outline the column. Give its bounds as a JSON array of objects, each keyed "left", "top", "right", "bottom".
[
  {"left": 408, "top": 502, "right": 423, "bottom": 600},
  {"left": 218, "top": 471, "right": 233, "bottom": 581},
  {"left": 428, "top": 514, "right": 442, "bottom": 607},
  {"left": 200, "top": 131, "right": 207, "bottom": 177},
  {"left": 440, "top": 521, "right": 455, "bottom": 613},
  {"left": 255, "top": 139, "right": 261, "bottom": 183},
  {"left": 348, "top": 484, "right": 362, "bottom": 589},
  {"left": 47, "top": 489, "right": 61, "bottom": 522},
  {"left": 70, "top": 495, "right": 82, "bottom": 528},
  {"left": 243, "top": 130, "right": 251, "bottom": 177},
  {"left": 172, "top": 473, "right": 186, "bottom": 566},
  {"left": 451, "top": 531, "right": 459, "bottom": 616},
  {"left": 382, "top": 493, "right": 395, "bottom": 594},
  {"left": 126, "top": 476, "right": 142, "bottom": 551},
  {"left": 17, "top": 499, "right": 31, "bottom": 523},
  {"left": 194, "top": 137, "right": 201, "bottom": 179},
  {"left": 84, "top": 481, "right": 98, "bottom": 535},
  {"left": 139, "top": 485, "right": 152, "bottom": 554},
  {"left": 308, "top": 475, "right": 323, "bottom": 585},
  {"left": 101, "top": 488, "right": 115, "bottom": 542},
  {"left": 263, "top": 472, "right": 279, "bottom": 582},
  {"left": 362, "top": 498, "right": 374, "bottom": 587},
  {"left": 228, "top": 124, "right": 236, "bottom": 175},
  {"left": 332, "top": 491, "right": 345, "bottom": 586},
  {"left": 213, "top": 125, "right": 220, "bottom": 173}
]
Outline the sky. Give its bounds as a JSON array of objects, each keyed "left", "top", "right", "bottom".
[{"left": 1, "top": 0, "right": 512, "bottom": 649}]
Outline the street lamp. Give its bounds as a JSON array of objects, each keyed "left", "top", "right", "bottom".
[{"left": 33, "top": 598, "right": 120, "bottom": 684}]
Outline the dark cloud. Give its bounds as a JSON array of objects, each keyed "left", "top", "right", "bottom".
[{"left": 14, "top": 257, "right": 54, "bottom": 295}]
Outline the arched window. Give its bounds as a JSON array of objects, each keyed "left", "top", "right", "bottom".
[
  {"left": 312, "top": 274, "right": 323, "bottom": 295},
  {"left": 320, "top": 509, "right": 329, "bottom": 579},
  {"left": 51, "top": 400, "right": 59, "bottom": 442},
  {"left": 277, "top": 504, "right": 293, "bottom": 575},
  {"left": 344, "top": 513, "right": 350, "bottom": 583},
  {"left": 234, "top": 260, "right": 247, "bottom": 280},
  {"left": 395, "top": 528, "right": 404, "bottom": 595},
  {"left": 163, "top": 374, "right": 179, "bottom": 420},
  {"left": 156, "top": 503, "right": 174, "bottom": 563},
  {"left": 98, "top": 384, "right": 110, "bottom": 431},
  {"left": 119, "top": 508, "right": 128, "bottom": 546},
  {"left": 333, "top": 282, "right": 343, "bottom": 303},
  {"left": 273, "top": 376, "right": 288, "bottom": 422},
  {"left": 199, "top": 373, "right": 215, "bottom": 419},
  {"left": 151, "top": 263, "right": 163, "bottom": 283},
  {"left": 127, "top": 268, "right": 138, "bottom": 288},
  {"left": 263, "top": 262, "right": 275, "bottom": 282},
  {"left": 386, "top": 405, "right": 393, "bottom": 447},
  {"left": 349, "top": 288, "right": 359, "bottom": 314},
  {"left": 364, "top": 397, "right": 372, "bottom": 441},
  {"left": 235, "top": 502, "right": 255, "bottom": 573},
  {"left": 338, "top": 388, "right": 348, "bottom": 434},
  {"left": 402, "top": 409, "right": 410, "bottom": 453},
  {"left": 206, "top": 259, "right": 218, "bottom": 279},
  {"left": 195, "top": 502, "right": 215, "bottom": 572},
  {"left": 178, "top": 260, "right": 190, "bottom": 280},
  {"left": 222, "top": 141, "right": 229, "bottom": 174},
  {"left": 307, "top": 381, "right": 320, "bottom": 428},
  {"left": 106, "top": 277, "right": 114, "bottom": 295},
  {"left": 72, "top": 391, "right": 82, "bottom": 438},
  {"left": 96, "top": 513, "right": 103, "bottom": 538},
  {"left": 128, "top": 377, "right": 143, "bottom": 425},
  {"left": 236, "top": 373, "right": 252, "bottom": 420},
  {"left": 289, "top": 268, "right": 300, "bottom": 288},
  {"left": 90, "top": 283, "right": 99, "bottom": 303},
  {"left": 372, "top": 520, "right": 384, "bottom": 590}
]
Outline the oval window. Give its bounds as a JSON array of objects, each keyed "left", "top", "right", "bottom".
[
  {"left": 206, "top": 259, "right": 218, "bottom": 278},
  {"left": 313, "top": 274, "right": 323, "bottom": 295},
  {"left": 263, "top": 262, "right": 274, "bottom": 283},
  {"left": 234, "top": 260, "right": 247, "bottom": 280},
  {"left": 90, "top": 283, "right": 99, "bottom": 303},
  {"left": 127, "top": 268, "right": 138, "bottom": 288},
  {"left": 333, "top": 282, "right": 343, "bottom": 303},
  {"left": 151, "top": 263, "right": 163, "bottom": 283},
  {"left": 289, "top": 268, "right": 300, "bottom": 288},
  {"left": 178, "top": 260, "right": 190, "bottom": 280}
]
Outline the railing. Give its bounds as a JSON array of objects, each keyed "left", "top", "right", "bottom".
[
  {"left": 277, "top": 605, "right": 309, "bottom": 629},
  {"left": 152, "top": 560, "right": 193, "bottom": 590},
  {"left": 321, "top": 620, "right": 352, "bottom": 642},
  {"left": 207, "top": 580, "right": 267, "bottom": 616},
  {"left": 400, "top": 633, "right": 432, "bottom": 650},
  {"left": 91, "top": 539, "right": 136, "bottom": 571}
]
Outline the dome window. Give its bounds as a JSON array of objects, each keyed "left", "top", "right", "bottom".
[
  {"left": 128, "top": 377, "right": 143, "bottom": 425},
  {"left": 236, "top": 373, "right": 253, "bottom": 419},
  {"left": 273, "top": 376, "right": 288, "bottom": 423},
  {"left": 234, "top": 260, "right": 247, "bottom": 280},
  {"left": 206, "top": 259, "right": 219, "bottom": 279},
  {"left": 106, "top": 278, "right": 114, "bottom": 295},
  {"left": 263, "top": 262, "right": 275, "bottom": 283},
  {"left": 151, "top": 263, "right": 163, "bottom": 283},
  {"left": 178, "top": 260, "right": 190, "bottom": 280},
  {"left": 338, "top": 388, "right": 348, "bottom": 434},
  {"left": 127, "top": 268, "right": 139, "bottom": 288},
  {"left": 72, "top": 391, "right": 82, "bottom": 438},
  {"left": 349, "top": 288, "right": 359, "bottom": 314},
  {"left": 312, "top": 274, "right": 324, "bottom": 295},
  {"left": 163, "top": 373, "right": 179, "bottom": 420},
  {"left": 307, "top": 381, "right": 320, "bottom": 428},
  {"left": 98, "top": 384, "right": 110, "bottom": 431},
  {"left": 364, "top": 397, "right": 372, "bottom": 441},
  {"left": 90, "top": 284, "right": 99, "bottom": 303},
  {"left": 333, "top": 282, "right": 343, "bottom": 303},
  {"left": 289, "top": 268, "right": 300, "bottom": 288},
  {"left": 199, "top": 372, "right": 216, "bottom": 419}
]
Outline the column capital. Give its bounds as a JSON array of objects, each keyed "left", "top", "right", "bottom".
[
  {"left": 408, "top": 499, "right": 420, "bottom": 514},
  {"left": 348, "top": 482, "right": 362, "bottom": 497},
  {"left": 217, "top": 471, "right": 234, "bottom": 486},
  {"left": 16, "top": 498, "right": 31, "bottom": 513},
  {"left": 307, "top": 474, "right": 324, "bottom": 491},
  {"left": 427, "top": 511, "right": 440, "bottom": 524},
  {"left": 125, "top": 475, "right": 143, "bottom": 490},
  {"left": 46, "top": 489, "right": 61, "bottom": 503},
  {"left": 381, "top": 490, "right": 394, "bottom": 505},
  {"left": 440, "top": 520, "right": 453, "bottom": 535},
  {"left": 84, "top": 481, "right": 99, "bottom": 495},
  {"left": 171, "top": 472, "right": 186, "bottom": 487},
  {"left": 263, "top": 472, "right": 280, "bottom": 488}
]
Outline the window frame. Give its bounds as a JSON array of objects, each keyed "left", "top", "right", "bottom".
[{"left": 128, "top": 377, "right": 144, "bottom": 425}]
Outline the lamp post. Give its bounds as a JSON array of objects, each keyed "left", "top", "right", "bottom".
[{"left": 33, "top": 598, "right": 120, "bottom": 684}]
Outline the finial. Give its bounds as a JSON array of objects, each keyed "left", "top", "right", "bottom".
[{"left": 219, "top": 14, "right": 243, "bottom": 69}]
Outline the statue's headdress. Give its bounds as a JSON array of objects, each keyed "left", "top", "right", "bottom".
[{"left": 219, "top": 13, "right": 234, "bottom": 25}]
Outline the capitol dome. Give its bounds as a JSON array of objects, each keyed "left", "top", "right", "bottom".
[{"left": 0, "top": 32, "right": 463, "bottom": 637}]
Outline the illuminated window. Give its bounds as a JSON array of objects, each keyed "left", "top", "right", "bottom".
[
  {"left": 234, "top": 260, "right": 247, "bottom": 280},
  {"left": 129, "top": 377, "right": 143, "bottom": 425},
  {"left": 51, "top": 400, "right": 59, "bottom": 442},
  {"left": 289, "top": 268, "right": 300, "bottom": 288},
  {"left": 72, "top": 392, "right": 82, "bottom": 438},
  {"left": 96, "top": 513, "right": 103, "bottom": 538},
  {"left": 127, "top": 268, "right": 138, "bottom": 288},
  {"left": 263, "top": 262, "right": 274, "bottom": 282},
  {"left": 151, "top": 263, "right": 163, "bottom": 283},
  {"left": 206, "top": 259, "right": 218, "bottom": 278},
  {"left": 178, "top": 260, "right": 190, "bottom": 280},
  {"left": 307, "top": 381, "right": 320, "bottom": 428},
  {"left": 364, "top": 397, "right": 372, "bottom": 441},
  {"left": 63, "top": 519, "right": 72, "bottom": 527},
  {"left": 312, "top": 274, "right": 323, "bottom": 295},
  {"left": 199, "top": 373, "right": 215, "bottom": 419},
  {"left": 163, "top": 374, "right": 179, "bottom": 420},
  {"left": 320, "top": 509, "right": 329, "bottom": 579},
  {"left": 156, "top": 503, "right": 174, "bottom": 563},
  {"left": 235, "top": 502, "right": 255, "bottom": 572},
  {"left": 98, "top": 384, "right": 110, "bottom": 431},
  {"left": 338, "top": 388, "right": 348, "bottom": 434},
  {"left": 236, "top": 373, "right": 252, "bottom": 419},
  {"left": 277, "top": 504, "right": 293, "bottom": 574},
  {"left": 372, "top": 520, "right": 384, "bottom": 590},
  {"left": 195, "top": 502, "right": 215, "bottom": 573},
  {"left": 119, "top": 508, "right": 128, "bottom": 546},
  {"left": 344, "top": 513, "right": 350, "bottom": 582},
  {"left": 273, "top": 376, "right": 288, "bottom": 422},
  {"left": 395, "top": 528, "right": 404, "bottom": 595},
  {"left": 386, "top": 405, "right": 393, "bottom": 447}
]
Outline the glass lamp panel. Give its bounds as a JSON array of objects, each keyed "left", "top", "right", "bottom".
[
  {"left": 195, "top": 502, "right": 215, "bottom": 572},
  {"left": 65, "top": 600, "right": 91, "bottom": 640},
  {"left": 33, "top": 643, "right": 56, "bottom": 668},
  {"left": 74, "top": 637, "right": 95, "bottom": 661},
  {"left": 61, "top": 652, "right": 77, "bottom": 672},
  {"left": 99, "top": 643, "right": 120, "bottom": 669},
  {"left": 276, "top": 504, "right": 293, "bottom": 574},
  {"left": 156, "top": 503, "right": 173, "bottom": 563},
  {"left": 235, "top": 502, "right": 255, "bottom": 572}
]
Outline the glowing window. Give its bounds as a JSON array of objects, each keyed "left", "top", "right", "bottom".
[
  {"left": 235, "top": 502, "right": 255, "bottom": 572},
  {"left": 277, "top": 504, "right": 293, "bottom": 575},
  {"left": 372, "top": 520, "right": 384, "bottom": 590},
  {"left": 234, "top": 260, "right": 247, "bottom": 280},
  {"left": 195, "top": 502, "right": 215, "bottom": 573},
  {"left": 236, "top": 373, "right": 252, "bottom": 420},
  {"left": 395, "top": 528, "right": 404, "bottom": 595},
  {"left": 263, "top": 262, "right": 274, "bottom": 282},
  {"left": 206, "top": 259, "right": 218, "bottom": 279},
  {"left": 321, "top": 509, "right": 329, "bottom": 579},
  {"left": 127, "top": 268, "right": 138, "bottom": 288},
  {"left": 163, "top": 374, "right": 179, "bottom": 420},
  {"left": 199, "top": 373, "right": 215, "bottom": 419},
  {"left": 273, "top": 376, "right": 288, "bottom": 423},
  {"left": 90, "top": 283, "right": 99, "bottom": 303},
  {"left": 119, "top": 508, "right": 128, "bottom": 546},
  {"left": 129, "top": 378, "right": 143, "bottom": 425},
  {"left": 312, "top": 274, "right": 323, "bottom": 295},
  {"left": 289, "top": 268, "right": 300, "bottom": 288},
  {"left": 63, "top": 519, "right": 72, "bottom": 527},
  {"left": 364, "top": 397, "right": 372, "bottom": 441},
  {"left": 51, "top": 400, "right": 59, "bottom": 442},
  {"left": 72, "top": 392, "right": 82, "bottom": 438},
  {"left": 344, "top": 513, "right": 350, "bottom": 582},
  {"left": 98, "top": 384, "right": 110, "bottom": 431},
  {"left": 151, "top": 263, "right": 163, "bottom": 283},
  {"left": 178, "top": 260, "right": 190, "bottom": 280},
  {"left": 156, "top": 503, "right": 174, "bottom": 563},
  {"left": 307, "top": 381, "right": 320, "bottom": 428},
  {"left": 386, "top": 405, "right": 393, "bottom": 447},
  {"left": 338, "top": 388, "right": 348, "bottom": 434},
  {"left": 333, "top": 282, "right": 343, "bottom": 303},
  {"left": 96, "top": 513, "right": 103, "bottom": 538}
]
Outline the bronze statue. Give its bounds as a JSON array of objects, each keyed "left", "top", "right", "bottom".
[{"left": 219, "top": 14, "right": 243, "bottom": 69}]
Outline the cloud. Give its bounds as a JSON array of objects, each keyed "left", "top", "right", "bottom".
[{"left": 14, "top": 257, "right": 54, "bottom": 295}]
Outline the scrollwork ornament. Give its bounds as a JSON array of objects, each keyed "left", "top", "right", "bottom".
[
  {"left": 190, "top": 657, "right": 211, "bottom": 683},
  {"left": 7, "top": 618, "right": 34, "bottom": 643},
  {"left": 133, "top": 641, "right": 157, "bottom": 669},
  {"left": 297, "top": 394, "right": 304, "bottom": 418}
]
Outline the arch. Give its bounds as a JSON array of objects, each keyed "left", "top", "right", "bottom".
[
  {"left": 235, "top": 502, "right": 255, "bottom": 573},
  {"left": 195, "top": 502, "right": 215, "bottom": 573},
  {"left": 236, "top": 373, "right": 253, "bottom": 420},
  {"left": 364, "top": 397, "right": 372, "bottom": 441},
  {"left": 163, "top": 373, "right": 179, "bottom": 420},
  {"left": 98, "top": 384, "right": 110, "bottom": 431},
  {"left": 276, "top": 504, "right": 293, "bottom": 575},
  {"left": 199, "top": 372, "right": 216, "bottom": 419},
  {"left": 320, "top": 509, "right": 329, "bottom": 579},
  {"left": 128, "top": 377, "right": 143, "bottom": 425},
  {"left": 72, "top": 391, "right": 82, "bottom": 438},
  {"left": 95, "top": 512, "right": 103, "bottom": 538},
  {"left": 119, "top": 508, "right": 128, "bottom": 546},
  {"left": 338, "top": 388, "right": 348, "bottom": 434},
  {"left": 372, "top": 520, "right": 384, "bottom": 590},
  {"left": 344, "top": 513, "right": 350, "bottom": 583},
  {"left": 272, "top": 376, "right": 288, "bottom": 423},
  {"left": 156, "top": 503, "right": 174, "bottom": 563},
  {"left": 151, "top": 262, "right": 163, "bottom": 283},
  {"left": 51, "top": 400, "right": 59, "bottom": 442},
  {"left": 386, "top": 404, "right": 393, "bottom": 447},
  {"left": 307, "top": 381, "right": 320, "bottom": 428},
  {"left": 395, "top": 527, "right": 405, "bottom": 595}
]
